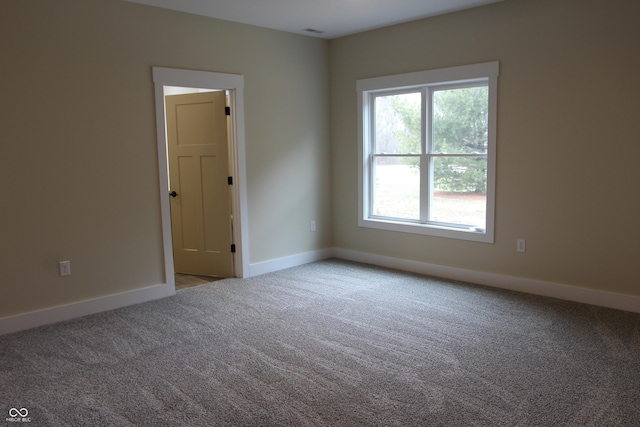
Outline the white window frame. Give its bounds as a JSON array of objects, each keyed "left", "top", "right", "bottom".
[{"left": 357, "top": 62, "right": 499, "bottom": 243}]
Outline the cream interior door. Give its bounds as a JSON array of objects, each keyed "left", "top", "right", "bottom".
[{"left": 166, "top": 91, "right": 234, "bottom": 278}]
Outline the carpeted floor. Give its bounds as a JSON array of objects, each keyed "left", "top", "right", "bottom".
[{"left": 1, "top": 259, "right": 639, "bottom": 426}]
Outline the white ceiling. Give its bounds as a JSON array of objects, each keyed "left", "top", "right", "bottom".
[{"left": 124, "top": 0, "right": 503, "bottom": 39}]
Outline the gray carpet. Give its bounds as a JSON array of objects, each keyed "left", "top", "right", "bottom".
[{"left": 1, "top": 259, "right": 639, "bottom": 426}]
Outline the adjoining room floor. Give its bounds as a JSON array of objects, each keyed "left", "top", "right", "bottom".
[{"left": 175, "top": 273, "right": 223, "bottom": 290}]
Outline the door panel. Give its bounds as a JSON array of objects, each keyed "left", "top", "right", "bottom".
[{"left": 166, "top": 91, "right": 234, "bottom": 278}]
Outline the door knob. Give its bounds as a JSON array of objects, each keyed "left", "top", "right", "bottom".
[{"left": 169, "top": 191, "right": 178, "bottom": 197}]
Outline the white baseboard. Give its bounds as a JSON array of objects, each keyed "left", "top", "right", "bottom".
[
  {"left": 1, "top": 247, "right": 333, "bottom": 336},
  {"left": 333, "top": 248, "right": 640, "bottom": 314},
  {"left": 249, "top": 248, "right": 333, "bottom": 277},
  {"left": 0, "top": 284, "right": 174, "bottom": 336},
  {"left": 4, "top": 247, "right": 637, "bottom": 336}
]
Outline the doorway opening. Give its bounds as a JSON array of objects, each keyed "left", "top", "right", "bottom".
[{"left": 153, "top": 67, "right": 249, "bottom": 291}]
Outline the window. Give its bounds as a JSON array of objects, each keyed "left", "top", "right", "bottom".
[{"left": 357, "top": 62, "right": 498, "bottom": 243}]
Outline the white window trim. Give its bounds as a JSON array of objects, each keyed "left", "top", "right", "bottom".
[{"left": 357, "top": 61, "right": 499, "bottom": 243}]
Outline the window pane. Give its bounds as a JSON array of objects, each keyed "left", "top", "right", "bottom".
[
  {"left": 433, "top": 86, "right": 488, "bottom": 154},
  {"left": 430, "top": 156, "right": 487, "bottom": 228},
  {"left": 374, "top": 92, "right": 421, "bottom": 154},
  {"left": 372, "top": 159, "right": 420, "bottom": 220}
]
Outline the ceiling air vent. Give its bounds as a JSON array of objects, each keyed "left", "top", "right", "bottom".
[{"left": 303, "top": 28, "right": 325, "bottom": 34}]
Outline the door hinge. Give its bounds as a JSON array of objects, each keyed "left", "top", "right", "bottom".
[
  {"left": 225, "top": 106, "right": 231, "bottom": 116},
  {"left": 230, "top": 244, "right": 236, "bottom": 253},
  {"left": 228, "top": 176, "right": 233, "bottom": 185}
]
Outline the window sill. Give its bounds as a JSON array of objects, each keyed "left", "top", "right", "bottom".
[{"left": 358, "top": 217, "right": 494, "bottom": 243}]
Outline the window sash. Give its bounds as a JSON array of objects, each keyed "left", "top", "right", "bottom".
[{"left": 369, "top": 153, "right": 487, "bottom": 229}]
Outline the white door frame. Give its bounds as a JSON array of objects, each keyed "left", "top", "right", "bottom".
[{"left": 153, "top": 67, "right": 249, "bottom": 287}]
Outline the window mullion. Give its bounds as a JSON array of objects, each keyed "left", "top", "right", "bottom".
[
  {"left": 367, "top": 93, "right": 376, "bottom": 218},
  {"left": 368, "top": 152, "right": 375, "bottom": 219},
  {"left": 421, "top": 87, "right": 431, "bottom": 223}
]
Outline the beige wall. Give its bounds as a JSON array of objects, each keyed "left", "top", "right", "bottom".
[
  {"left": 3, "top": 0, "right": 639, "bottom": 322},
  {"left": 329, "top": 0, "right": 640, "bottom": 296},
  {"left": 0, "top": 0, "right": 331, "bottom": 318}
]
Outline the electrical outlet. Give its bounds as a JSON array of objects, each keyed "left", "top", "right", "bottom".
[
  {"left": 310, "top": 221, "right": 316, "bottom": 232},
  {"left": 59, "top": 260, "right": 71, "bottom": 277},
  {"left": 516, "top": 239, "right": 526, "bottom": 253}
]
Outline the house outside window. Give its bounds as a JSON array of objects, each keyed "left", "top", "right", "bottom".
[{"left": 357, "top": 62, "right": 499, "bottom": 243}]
